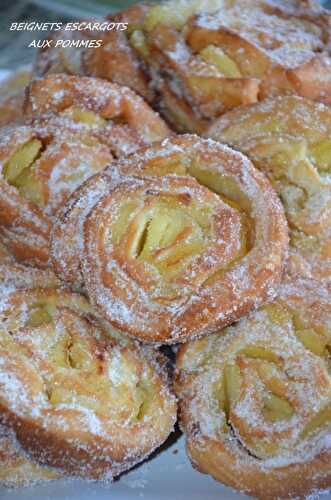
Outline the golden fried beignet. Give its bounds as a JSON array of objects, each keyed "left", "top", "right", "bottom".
[
  {"left": 26, "top": 74, "right": 170, "bottom": 157},
  {"left": 84, "top": 4, "right": 154, "bottom": 102},
  {"left": 207, "top": 96, "right": 331, "bottom": 285},
  {"left": 176, "top": 276, "right": 331, "bottom": 499},
  {"left": 0, "top": 426, "right": 61, "bottom": 488},
  {"left": 86, "top": 0, "right": 330, "bottom": 133},
  {"left": 0, "top": 68, "right": 31, "bottom": 127},
  {"left": 60, "top": 135, "right": 288, "bottom": 343},
  {"left": 0, "top": 121, "right": 112, "bottom": 267},
  {"left": 0, "top": 286, "right": 176, "bottom": 479}
]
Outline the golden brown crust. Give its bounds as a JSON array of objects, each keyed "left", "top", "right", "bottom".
[
  {"left": 206, "top": 95, "right": 331, "bottom": 286},
  {"left": 0, "top": 121, "right": 112, "bottom": 268},
  {"left": 0, "top": 426, "right": 61, "bottom": 488},
  {"left": 84, "top": 0, "right": 331, "bottom": 133},
  {"left": 51, "top": 170, "right": 115, "bottom": 291},
  {"left": 55, "top": 135, "right": 288, "bottom": 343},
  {"left": 84, "top": 5, "right": 153, "bottom": 102},
  {"left": 175, "top": 276, "right": 331, "bottom": 499},
  {"left": 0, "top": 232, "right": 61, "bottom": 289},
  {"left": 0, "top": 285, "right": 176, "bottom": 479},
  {"left": 25, "top": 74, "right": 170, "bottom": 156},
  {"left": 2, "top": 72, "right": 168, "bottom": 268}
]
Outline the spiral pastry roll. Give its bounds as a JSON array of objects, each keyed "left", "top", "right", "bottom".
[
  {"left": 58, "top": 135, "right": 288, "bottom": 343},
  {"left": 26, "top": 74, "right": 170, "bottom": 157},
  {"left": 83, "top": 0, "right": 331, "bottom": 133},
  {"left": 207, "top": 96, "right": 331, "bottom": 285},
  {"left": 176, "top": 276, "right": 331, "bottom": 499},
  {"left": 0, "top": 426, "right": 61, "bottom": 488},
  {"left": 0, "top": 118, "right": 113, "bottom": 267},
  {"left": 0, "top": 285, "right": 176, "bottom": 479}
]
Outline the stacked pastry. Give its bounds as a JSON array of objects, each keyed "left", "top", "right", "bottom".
[
  {"left": 0, "top": 0, "right": 330, "bottom": 498},
  {"left": 37, "top": 0, "right": 331, "bottom": 133},
  {"left": 0, "top": 71, "right": 175, "bottom": 486}
]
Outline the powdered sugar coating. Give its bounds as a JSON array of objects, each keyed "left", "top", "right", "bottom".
[
  {"left": 0, "top": 424, "right": 61, "bottom": 488},
  {"left": 82, "top": 0, "right": 331, "bottom": 133},
  {"left": 76, "top": 135, "right": 288, "bottom": 344},
  {"left": 26, "top": 74, "right": 170, "bottom": 156},
  {"left": 0, "top": 119, "right": 112, "bottom": 268},
  {"left": 0, "top": 278, "right": 176, "bottom": 479},
  {"left": 207, "top": 95, "right": 331, "bottom": 285},
  {"left": 176, "top": 276, "right": 331, "bottom": 499}
]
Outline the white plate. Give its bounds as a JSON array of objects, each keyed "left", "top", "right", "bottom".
[
  {"left": 2, "top": 433, "right": 331, "bottom": 500},
  {"left": 0, "top": 434, "right": 249, "bottom": 500}
]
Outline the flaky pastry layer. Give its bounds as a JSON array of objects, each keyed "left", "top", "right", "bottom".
[
  {"left": 0, "top": 425, "right": 61, "bottom": 488},
  {"left": 85, "top": 0, "right": 331, "bottom": 133},
  {"left": 207, "top": 95, "right": 331, "bottom": 285},
  {"left": 26, "top": 74, "right": 170, "bottom": 157},
  {"left": 0, "top": 284, "right": 176, "bottom": 479},
  {"left": 176, "top": 276, "right": 331, "bottom": 499},
  {"left": 0, "top": 121, "right": 112, "bottom": 267},
  {"left": 52, "top": 135, "right": 288, "bottom": 343}
]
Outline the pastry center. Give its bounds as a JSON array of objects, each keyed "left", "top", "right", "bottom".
[
  {"left": 0, "top": 293, "right": 153, "bottom": 424},
  {"left": 3, "top": 139, "right": 44, "bottom": 206}
]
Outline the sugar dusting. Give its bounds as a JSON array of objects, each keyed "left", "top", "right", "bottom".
[
  {"left": 206, "top": 95, "right": 331, "bottom": 286},
  {"left": 176, "top": 275, "right": 331, "bottom": 497},
  {"left": 0, "top": 269, "right": 176, "bottom": 484},
  {"left": 78, "top": 135, "right": 287, "bottom": 343}
]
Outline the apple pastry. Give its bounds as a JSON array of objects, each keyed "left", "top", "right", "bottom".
[
  {"left": 0, "top": 73, "right": 170, "bottom": 267},
  {"left": 52, "top": 135, "right": 288, "bottom": 343},
  {"left": 0, "top": 122, "right": 112, "bottom": 267},
  {"left": 207, "top": 95, "right": 331, "bottom": 285},
  {"left": 84, "top": 4, "right": 154, "bottom": 102},
  {"left": 85, "top": 0, "right": 331, "bottom": 133},
  {"left": 176, "top": 276, "right": 331, "bottom": 499},
  {"left": 0, "top": 284, "right": 176, "bottom": 478},
  {"left": 26, "top": 74, "right": 170, "bottom": 157}
]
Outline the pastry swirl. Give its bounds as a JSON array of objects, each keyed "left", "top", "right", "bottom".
[
  {"left": 84, "top": 0, "right": 331, "bottom": 133},
  {"left": 207, "top": 95, "right": 331, "bottom": 285},
  {"left": 0, "top": 121, "right": 112, "bottom": 267},
  {"left": 26, "top": 74, "right": 170, "bottom": 157},
  {"left": 54, "top": 135, "right": 288, "bottom": 343},
  {"left": 0, "top": 284, "right": 176, "bottom": 479},
  {"left": 1, "top": 71, "right": 168, "bottom": 268},
  {"left": 84, "top": 4, "right": 154, "bottom": 102},
  {"left": 175, "top": 276, "right": 331, "bottom": 499}
]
